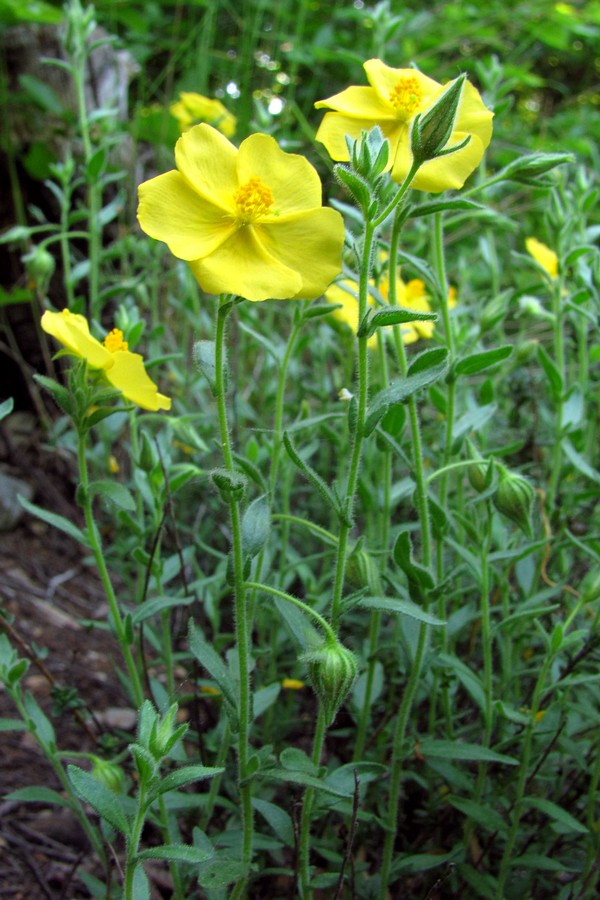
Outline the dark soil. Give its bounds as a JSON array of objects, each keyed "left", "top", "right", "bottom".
[{"left": 0, "top": 412, "right": 137, "bottom": 898}]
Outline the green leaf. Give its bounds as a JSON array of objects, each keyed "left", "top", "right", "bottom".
[
  {"left": 364, "top": 349, "right": 449, "bottom": 436},
  {"left": 241, "top": 495, "right": 271, "bottom": 557},
  {"left": 68, "top": 766, "right": 129, "bottom": 833},
  {"left": 271, "top": 595, "right": 323, "bottom": 652},
  {"left": 536, "top": 344, "right": 563, "bottom": 401},
  {"left": 359, "top": 595, "right": 445, "bottom": 625},
  {"left": 448, "top": 796, "right": 507, "bottom": 833},
  {"left": 252, "top": 798, "right": 294, "bottom": 846},
  {"left": 393, "top": 531, "right": 435, "bottom": 592},
  {"left": 188, "top": 622, "right": 238, "bottom": 714},
  {"left": 137, "top": 844, "right": 213, "bottom": 863},
  {"left": 392, "top": 851, "right": 457, "bottom": 875},
  {"left": 5, "top": 786, "right": 73, "bottom": 808},
  {"left": 365, "top": 305, "right": 437, "bottom": 337},
  {"left": 525, "top": 797, "right": 588, "bottom": 834},
  {"left": 0, "top": 718, "right": 26, "bottom": 731},
  {"left": 193, "top": 340, "right": 217, "bottom": 394},
  {"left": 253, "top": 683, "right": 280, "bottom": 720},
  {"left": 88, "top": 480, "right": 136, "bottom": 512},
  {"left": 18, "top": 495, "right": 89, "bottom": 546},
  {"left": 410, "top": 198, "right": 488, "bottom": 218},
  {"left": 418, "top": 739, "right": 518, "bottom": 765},
  {"left": 563, "top": 439, "right": 600, "bottom": 484},
  {"left": 454, "top": 346, "right": 513, "bottom": 377},
  {"left": 262, "top": 767, "right": 351, "bottom": 798},
  {"left": 131, "top": 865, "right": 150, "bottom": 900},
  {"left": 131, "top": 595, "right": 195, "bottom": 625},
  {"left": 148, "top": 765, "right": 224, "bottom": 801},
  {"left": 283, "top": 432, "right": 345, "bottom": 523}
]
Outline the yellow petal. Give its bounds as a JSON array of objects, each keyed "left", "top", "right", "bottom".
[
  {"left": 189, "top": 227, "right": 302, "bottom": 301},
  {"left": 363, "top": 60, "right": 440, "bottom": 111},
  {"left": 315, "top": 84, "right": 393, "bottom": 119},
  {"left": 237, "top": 133, "right": 323, "bottom": 214},
  {"left": 259, "top": 208, "right": 345, "bottom": 299},
  {"left": 526, "top": 237, "right": 558, "bottom": 279},
  {"left": 41, "top": 309, "right": 112, "bottom": 369},
  {"left": 106, "top": 351, "right": 171, "bottom": 411},
  {"left": 455, "top": 81, "right": 494, "bottom": 152},
  {"left": 137, "top": 170, "right": 236, "bottom": 261},
  {"left": 394, "top": 131, "right": 487, "bottom": 192},
  {"left": 175, "top": 123, "right": 239, "bottom": 210}
]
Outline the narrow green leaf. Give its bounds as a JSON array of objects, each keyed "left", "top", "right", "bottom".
[
  {"left": 137, "top": 844, "right": 213, "bottom": 863},
  {"left": 188, "top": 622, "right": 238, "bottom": 713},
  {"left": 525, "top": 797, "right": 588, "bottom": 833},
  {"left": 5, "top": 786, "right": 72, "bottom": 808},
  {"left": 536, "top": 344, "right": 563, "bottom": 400},
  {"left": 0, "top": 397, "right": 14, "bottom": 421},
  {"left": 563, "top": 439, "right": 600, "bottom": 484},
  {"left": 68, "top": 766, "right": 129, "bottom": 833},
  {"left": 364, "top": 350, "right": 449, "bottom": 436},
  {"left": 253, "top": 797, "right": 294, "bottom": 846},
  {"left": 89, "top": 480, "right": 136, "bottom": 512},
  {"left": 262, "top": 767, "right": 350, "bottom": 798},
  {"left": 393, "top": 531, "right": 435, "bottom": 591},
  {"left": 283, "top": 432, "right": 344, "bottom": 521},
  {"left": 366, "top": 305, "right": 437, "bottom": 337},
  {"left": 454, "top": 346, "right": 513, "bottom": 377},
  {"left": 448, "top": 796, "right": 507, "bottom": 833},
  {"left": 418, "top": 739, "right": 518, "bottom": 765},
  {"left": 149, "top": 766, "right": 224, "bottom": 801},
  {"left": 131, "top": 595, "right": 195, "bottom": 625},
  {"left": 242, "top": 495, "right": 271, "bottom": 557},
  {"left": 18, "top": 495, "right": 89, "bottom": 547},
  {"left": 359, "top": 596, "right": 445, "bottom": 625},
  {"left": 271, "top": 596, "right": 323, "bottom": 652}
]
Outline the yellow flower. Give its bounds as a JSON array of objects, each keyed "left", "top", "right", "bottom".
[
  {"left": 108, "top": 454, "right": 120, "bottom": 474},
  {"left": 137, "top": 124, "right": 345, "bottom": 302},
  {"left": 315, "top": 59, "right": 493, "bottom": 192},
  {"left": 326, "top": 270, "right": 448, "bottom": 346},
  {"left": 525, "top": 237, "right": 558, "bottom": 279},
  {"left": 170, "top": 92, "right": 237, "bottom": 138},
  {"left": 41, "top": 309, "right": 171, "bottom": 412},
  {"left": 282, "top": 678, "right": 305, "bottom": 690}
]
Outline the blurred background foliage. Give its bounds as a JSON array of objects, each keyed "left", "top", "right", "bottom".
[{"left": 2, "top": 0, "right": 599, "bottom": 178}]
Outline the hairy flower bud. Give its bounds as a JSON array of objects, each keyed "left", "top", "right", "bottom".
[
  {"left": 304, "top": 640, "right": 358, "bottom": 725},
  {"left": 23, "top": 246, "right": 55, "bottom": 293},
  {"left": 493, "top": 467, "right": 535, "bottom": 536},
  {"left": 90, "top": 755, "right": 126, "bottom": 793},
  {"left": 410, "top": 75, "right": 468, "bottom": 166}
]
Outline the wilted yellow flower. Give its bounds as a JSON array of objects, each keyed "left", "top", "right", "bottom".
[
  {"left": 315, "top": 59, "right": 493, "bottom": 192},
  {"left": 282, "top": 678, "right": 305, "bottom": 690},
  {"left": 41, "top": 310, "right": 171, "bottom": 412},
  {"left": 137, "top": 124, "right": 345, "bottom": 302},
  {"left": 525, "top": 237, "right": 558, "bottom": 279},
  {"left": 170, "top": 91, "right": 236, "bottom": 138},
  {"left": 326, "top": 271, "right": 450, "bottom": 346}
]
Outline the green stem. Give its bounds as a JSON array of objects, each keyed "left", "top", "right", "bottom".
[
  {"left": 547, "top": 272, "right": 567, "bottom": 514},
  {"left": 77, "top": 430, "right": 144, "bottom": 707},
  {"left": 299, "top": 706, "right": 327, "bottom": 898},
  {"left": 244, "top": 581, "right": 337, "bottom": 642},
  {"left": 124, "top": 783, "right": 148, "bottom": 900},
  {"left": 214, "top": 296, "right": 253, "bottom": 889},
  {"left": 495, "top": 652, "right": 554, "bottom": 898},
  {"left": 472, "top": 504, "right": 494, "bottom": 809}
]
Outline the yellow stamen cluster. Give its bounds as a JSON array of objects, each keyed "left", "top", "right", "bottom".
[
  {"left": 103, "top": 329, "right": 128, "bottom": 353},
  {"left": 234, "top": 177, "right": 274, "bottom": 224},
  {"left": 388, "top": 76, "right": 423, "bottom": 119}
]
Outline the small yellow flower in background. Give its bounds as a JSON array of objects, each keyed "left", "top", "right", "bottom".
[
  {"left": 41, "top": 309, "right": 171, "bottom": 412},
  {"left": 282, "top": 678, "right": 305, "bottom": 690},
  {"left": 315, "top": 59, "right": 493, "bottom": 192},
  {"left": 326, "top": 268, "right": 453, "bottom": 346},
  {"left": 170, "top": 92, "right": 237, "bottom": 138},
  {"left": 108, "top": 455, "right": 120, "bottom": 474},
  {"left": 137, "top": 124, "right": 345, "bottom": 302},
  {"left": 200, "top": 685, "right": 221, "bottom": 696},
  {"left": 525, "top": 237, "right": 558, "bottom": 279},
  {"left": 534, "top": 709, "right": 546, "bottom": 723}
]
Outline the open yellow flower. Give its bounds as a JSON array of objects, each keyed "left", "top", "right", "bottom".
[
  {"left": 137, "top": 124, "right": 345, "bottom": 302},
  {"left": 170, "top": 92, "right": 236, "bottom": 138},
  {"left": 326, "top": 273, "right": 448, "bottom": 346},
  {"left": 526, "top": 237, "right": 558, "bottom": 279},
  {"left": 315, "top": 59, "right": 493, "bottom": 192},
  {"left": 41, "top": 309, "right": 171, "bottom": 412}
]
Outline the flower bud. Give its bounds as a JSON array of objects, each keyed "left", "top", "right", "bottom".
[
  {"left": 502, "top": 152, "right": 573, "bottom": 186},
  {"left": 211, "top": 467, "right": 247, "bottom": 502},
  {"left": 23, "top": 246, "right": 55, "bottom": 293},
  {"left": 304, "top": 639, "right": 358, "bottom": 725},
  {"left": 410, "top": 75, "right": 468, "bottom": 165},
  {"left": 468, "top": 457, "right": 493, "bottom": 494},
  {"left": 90, "top": 755, "right": 126, "bottom": 793},
  {"left": 493, "top": 467, "right": 535, "bottom": 536}
]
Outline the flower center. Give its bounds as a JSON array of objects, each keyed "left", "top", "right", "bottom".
[
  {"left": 104, "top": 328, "right": 128, "bottom": 353},
  {"left": 233, "top": 177, "right": 274, "bottom": 224},
  {"left": 388, "top": 76, "right": 424, "bottom": 120}
]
